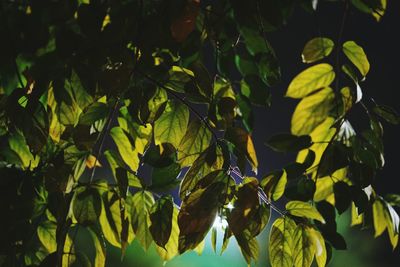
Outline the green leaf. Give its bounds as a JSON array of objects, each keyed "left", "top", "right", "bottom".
[
  {"left": 261, "top": 170, "right": 287, "bottom": 201},
  {"left": 286, "top": 64, "right": 335, "bottom": 99},
  {"left": 269, "top": 217, "right": 297, "bottom": 267},
  {"left": 343, "top": 41, "right": 370, "bottom": 77},
  {"left": 286, "top": 200, "right": 326, "bottom": 223},
  {"left": 266, "top": 133, "right": 312, "bottom": 152},
  {"left": 225, "top": 127, "right": 258, "bottom": 174},
  {"left": 72, "top": 187, "right": 102, "bottom": 225},
  {"left": 178, "top": 117, "right": 212, "bottom": 167},
  {"left": 179, "top": 143, "right": 224, "bottom": 199},
  {"left": 291, "top": 87, "right": 335, "bottom": 135},
  {"left": 302, "top": 37, "right": 334, "bottom": 63},
  {"left": 87, "top": 226, "right": 106, "bottom": 267},
  {"left": 37, "top": 221, "right": 57, "bottom": 253},
  {"left": 350, "top": 0, "right": 386, "bottom": 21},
  {"left": 293, "top": 224, "right": 316, "bottom": 267},
  {"left": 109, "top": 126, "right": 140, "bottom": 172},
  {"left": 149, "top": 196, "right": 174, "bottom": 248},
  {"left": 373, "top": 105, "right": 400, "bottom": 125},
  {"left": 156, "top": 207, "right": 180, "bottom": 261},
  {"left": 99, "top": 192, "right": 134, "bottom": 249},
  {"left": 130, "top": 191, "right": 154, "bottom": 251},
  {"left": 154, "top": 100, "right": 189, "bottom": 150},
  {"left": 384, "top": 202, "right": 399, "bottom": 249}
]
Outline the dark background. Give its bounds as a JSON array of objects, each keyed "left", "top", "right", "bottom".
[{"left": 249, "top": 0, "right": 400, "bottom": 266}]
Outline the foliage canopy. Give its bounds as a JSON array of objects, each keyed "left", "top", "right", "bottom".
[{"left": 0, "top": 0, "right": 399, "bottom": 266}]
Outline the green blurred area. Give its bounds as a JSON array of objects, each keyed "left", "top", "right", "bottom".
[{"left": 73, "top": 211, "right": 399, "bottom": 267}]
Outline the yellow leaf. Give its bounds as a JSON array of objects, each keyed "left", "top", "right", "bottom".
[
  {"left": 86, "top": 154, "right": 102, "bottom": 169},
  {"left": 343, "top": 41, "right": 370, "bottom": 77},
  {"left": 286, "top": 64, "right": 335, "bottom": 99},
  {"left": 291, "top": 87, "right": 335, "bottom": 135}
]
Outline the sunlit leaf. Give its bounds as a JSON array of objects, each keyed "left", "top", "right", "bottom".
[
  {"left": 302, "top": 37, "right": 334, "bottom": 63},
  {"left": 130, "top": 191, "right": 154, "bottom": 251},
  {"left": 286, "top": 200, "right": 326, "bottom": 223},
  {"left": 307, "top": 227, "right": 327, "bottom": 267},
  {"left": 343, "top": 41, "right": 370, "bottom": 77},
  {"left": 269, "top": 217, "right": 297, "bottom": 267},
  {"left": 372, "top": 198, "right": 387, "bottom": 237},
  {"left": 110, "top": 126, "right": 140, "bottom": 172},
  {"left": 291, "top": 87, "right": 335, "bottom": 135},
  {"left": 293, "top": 224, "right": 315, "bottom": 267},
  {"left": 286, "top": 64, "right": 335, "bottom": 99},
  {"left": 178, "top": 117, "right": 212, "bottom": 167},
  {"left": 37, "top": 221, "right": 57, "bottom": 253},
  {"left": 154, "top": 100, "right": 189, "bottom": 151},
  {"left": 261, "top": 170, "right": 287, "bottom": 201}
]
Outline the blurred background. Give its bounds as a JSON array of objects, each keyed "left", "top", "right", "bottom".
[{"left": 85, "top": 1, "right": 400, "bottom": 266}]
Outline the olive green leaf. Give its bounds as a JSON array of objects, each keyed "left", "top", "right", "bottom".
[
  {"left": 266, "top": 133, "right": 312, "bottom": 152},
  {"left": 302, "top": 37, "right": 334, "bottom": 63},
  {"left": 109, "top": 126, "right": 140, "bottom": 172},
  {"left": 178, "top": 181, "right": 226, "bottom": 253},
  {"left": 154, "top": 100, "right": 189, "bottom": 150},
  {"left": 293, "top": 224, "right": 316, "bottom": 267},
  {"left": 343, "top": 41, "right": 370, "bottom": 77},
  {"left": 130, "top": 191, "right": 155, "bottom": 251},
  {"left": 37, "top": 221, "right": 57, "bottom": 253},
  {"left": 261, "top": 170, "right": 287, "bottom": 201},
  {"left": 286, "top": 201, "right": 326, "bottom": 223},
  {"left": 149, "top": 196, "right": 174, "bottom": 248},
  {"left": 179, "top": 143, "right": 224, "bottom": 199},
  {"left": 87, "top": 226, "right": 106, "bottom": 267},
  {"left": 156, "top": 207, "right": 180, "bottom": 261},
  {"left": 291, "top": 87, "right": 335, "bottom": 135},
  {"left": 269, "top": 216, "right": 297, "bottom": 267},
  {"left": 286, "top": 64, "right": 335, "bottom": 99},
  {"left": 99, "top": 192, "right": 134, "bottom": 249},
  {"left": 373, "top": 105, "right": 400, "bottom": 125},
  {"left": 225, "top": 127, "right": 258, "bottom": 174},
  {"left": 178, "top": 117, "right": 212, "bottom": 167},
  {"left": 228, "top": 178, "right": 260, "bottom": 235},
  {"left": 72, "top": 187, "right": 102, "bottom": 225}
]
